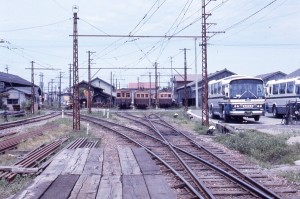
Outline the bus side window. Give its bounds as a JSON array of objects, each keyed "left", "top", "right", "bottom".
[
  {"left": 214, "top": 84, "right": 217, "bottom": 94},
  {"left": 217, "top": 82, "right": 221, "bottom": 94},
  {"left": 222, "top": 85, "right": 225, "bottom": 95},
  {"left": 296, "top": 85, "right": 300, "bottom": 94},
  {"left": 273, "top": 84, "right": 279, "bottom": 95},
  {"left": 279, "top": 83, "right": 286, "bottom": 94},
  {"left": 287, "top": 82, "right": 294, "bottom": 94}
]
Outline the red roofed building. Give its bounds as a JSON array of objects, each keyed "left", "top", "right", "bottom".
[{"left": 128, "top": 82, "right": 156, "bottom": 90}]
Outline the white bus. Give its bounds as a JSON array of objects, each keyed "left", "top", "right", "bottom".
[
  {"left": 265, "top": 77, "right": 300, "bottom": 117},
  {"left": 208, "top": 75, "right": 265, "bottom": 122}
]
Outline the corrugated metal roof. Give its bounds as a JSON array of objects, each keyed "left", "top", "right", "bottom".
[
  {"left": 0, "top": 72, "right": 32, "bottom": 86},
  {"left": 255, "top": 71, "right": 286, "bottom": 79},
  {"left": 286, "top": 68, "right": 300, "bottom": 78},
  {"left": 128, "top": 82, "right": 156, "bottom": 89},
  {"left": 6, "top": 87, "right": 40, "bottom": 95}
]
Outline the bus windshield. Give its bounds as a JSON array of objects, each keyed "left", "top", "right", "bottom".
[{"left": 230, "top": 79, "right": 264, "bottom": 99}]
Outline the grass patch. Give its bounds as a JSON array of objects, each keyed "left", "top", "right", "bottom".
[
  {"left": 0, "top": 175, "right": 34, "bottom": 198},
  {"left": 280, "top": 170, "right": 300, "bottom": 184},
  {"left": 193, "top": 122, "right": 208, "bottom": 135},
  {"left": 214, "top": 130, "right": 300, "bottom": 165}
]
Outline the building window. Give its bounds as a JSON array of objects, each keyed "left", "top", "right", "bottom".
[{"left": 7, "top": 99, "right": 19, "bottom": 104}]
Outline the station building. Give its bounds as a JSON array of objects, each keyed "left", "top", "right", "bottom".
[
  {"left": 0, "top": 72, "right": 41, "bottom": 111},
  {"left": 175, "top": 68, "right": 236, "bottom": 107}
]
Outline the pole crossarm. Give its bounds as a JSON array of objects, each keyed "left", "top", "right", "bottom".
[
  {"left": 25, "top": 68, "right": 61, "bottom": 70},
  {"left": 78, "top": 67, "right": 190, "bottom": 69},
  {"left": 69, "top": 34, "right": 202, "bottom": 39}
]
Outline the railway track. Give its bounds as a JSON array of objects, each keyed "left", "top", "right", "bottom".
[
  {"left": 116, "top": 112, "right": 298, "bottom": 199},
  {"left": 63, "top": 112, "right": 299, "bottom": 198},
  {"left": 0, "top": 137, "right": 100, "bottom": 181},
  {"left": 0, "top": 112, "right": 59, "bottom": 131},
  {"left": 0, "top": 136, "right": 69, "bottom": 181},
  {"left": 0, "top": 124, "right": 58, "bottom": 154}
]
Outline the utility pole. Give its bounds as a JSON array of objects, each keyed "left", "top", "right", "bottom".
[
  {"left": 87, "top": 51, "right": 95, "bottom": 113},
  {"left": 154, "top": 62, "right": 158, "bottom": 109},
  {"left": 5, "top": 65, "right": 8, "bottom": 73},
  {"left": 110, "top": 72, "right": 113, "bottom": 107},
  {"left": 39, "top": 73, "right": 44, "bottom": 103},
  {"left": 137, "top": 77, "right": 140, "bottom": 89},
  {"left": 73, "top": 6, "right": 80, "bottom": 130},
  {"left": 180, "top": 48, "right": 190, "bottom": 111},
  {"left": 170, "top": 57, "right": 174, "bottom": 101},
  {"left": 31, "top": 61, "right": 35, "bottom": 114},
  {"left": 201, "top": 0, "right": 224, "bottom": 126},
  {"left": 58, "top": 72, "right": 63, "bottom": 108},
  {"left": 48, "top": 82, "right": 50, "bottom": 105},
  {"left": 195, "top": 38, "right": 199, "bottom": 109},
  {"left": 202, "top": 0, "right": 209, "bottom": 126},
  {"left": 69, "top": 64, "right": 72, "bottom": 95},
  {"left": 51, "top": 79, "right": 54, "bottom": 106},
  {"left": 149, "top": 72, "right": 151, "bottom": 107}
]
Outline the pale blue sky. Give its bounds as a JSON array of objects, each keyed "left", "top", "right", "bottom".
[{"left": 0, "top": 0, "right": 299, "bottom": 90}]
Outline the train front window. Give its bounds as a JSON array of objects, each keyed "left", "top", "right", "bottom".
[
  {"left": 117, "top": 93, "right": 121, "bottom": 97},
  {"left": 126, "top": 93, "right": 130, "bottom": 97},
  {"left": 122, "top": 93, "right": 125, "bottom": 97},
  {"left": 229, "top": 79, "right": 264, "bottom": 99}
]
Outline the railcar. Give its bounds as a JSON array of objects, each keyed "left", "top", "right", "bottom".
[
  {"left": 208, "top": 75, "right": 265, "bottom": 122},
  {"left": 134, "top": 90, "right": 151, "bottom": 109},
  {"left": 116, "top": 89, "right": 132, "bottom": 109},
  {"left": 158, "top": 91, "right": 173, "bottom": 108}
]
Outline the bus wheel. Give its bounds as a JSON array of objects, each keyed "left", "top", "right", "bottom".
[
  {"left": 224, "top": 114, "right": 230, "bottom": 123},
  {"left": 209, "top": 106, "right": 216, "bottom": 119},
  {"left": 254, "top": 115, "right": 260, "bottom": 121},
  {"left": 223, "top": 111, "right": 229, "bottom": 122},
  {"left": 272, "top": 106, "right": 278, "bottom": 118}
]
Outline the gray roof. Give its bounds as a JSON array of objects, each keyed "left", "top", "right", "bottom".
[
  {"left": 0, "top": 72, "right": 32, "bottom": 86},
  {"left": 255, "top": 71, "right": 286, "bottom": 79},
  {"left": 286, "top": 68, "right": 300, "bottom": 78},
  {"left": 177, "top": 68, "right": 236, "bottom": 89},
  {"left": 6, "top": 87, "right": 40, "bottom": 95}
]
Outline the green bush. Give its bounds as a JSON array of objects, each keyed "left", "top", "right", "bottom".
[
  {"left": 194, "top": 122, "right": 208, "bottom": 135},
  {"left": 214, "top": 130, "right": 300, "bottom": 165}
]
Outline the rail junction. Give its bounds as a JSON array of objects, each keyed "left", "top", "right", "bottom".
[{"left": 0, "top": 111, "right": 299, "bottom": 199}]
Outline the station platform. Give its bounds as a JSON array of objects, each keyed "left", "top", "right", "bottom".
[{"left": 13, "top": 147, "right": 175, "bottom": 199}]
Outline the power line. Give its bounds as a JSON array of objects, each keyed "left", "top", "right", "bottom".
[
  {"left": 224, "top": 0, "right": 278, "bottom": 31},
  {"left": 0, "top": 18, "right": 71, "bottom": 33}
]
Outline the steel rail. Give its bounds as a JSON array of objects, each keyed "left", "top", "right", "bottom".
[
  {"left": 0, "top": 136, "right": 69, "bottom": 180},
  {"left": 0, "top": 124, "right": 57, "bottom": 153},
  {"left": 67, "top": 113, "right": 165, "bottom": 144},
  {"left": 120, "top": 113, "right": 281, "bottom": 199},
  {"left": 155, "top": 117, "right": 282, "bottom": 199},
  {"left": 77, "top": 113, "right": 204, "bottom": 198},
  {"left": 0, "top": 112, "right": 59, "bottom": 130},
  {"left": 144, "top": 116, "right": 215, "bottom": 199},
  {"left": 172, "top": 145, "right": 274, "bottom": 199}
]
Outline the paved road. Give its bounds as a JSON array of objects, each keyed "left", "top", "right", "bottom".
[{"left": 189, "top": 110, "right": 300, "bottom": 135}]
